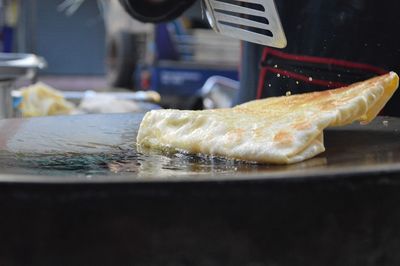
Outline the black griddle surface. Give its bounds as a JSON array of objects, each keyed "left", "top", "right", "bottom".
[{"left": 0, "top": 113, "right": 399, "bottom": 182}]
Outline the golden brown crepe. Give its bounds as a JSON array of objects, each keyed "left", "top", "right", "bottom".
[{"left": 137, "top": 72, "right": 399, "bottom": 164}]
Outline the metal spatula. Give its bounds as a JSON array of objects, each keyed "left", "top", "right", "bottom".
[{"left": 202, "top": 0, "right": 287, "bottom": 48}]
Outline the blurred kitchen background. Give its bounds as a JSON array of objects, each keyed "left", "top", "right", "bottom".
[{"left": 0, "top": 0, "right": 241, "bottom": 118}]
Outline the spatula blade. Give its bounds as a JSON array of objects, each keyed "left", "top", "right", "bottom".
[{"left": 203, "top": 0, "right": 287, "bottom": 48}]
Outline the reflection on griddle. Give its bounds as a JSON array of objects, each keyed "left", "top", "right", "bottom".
[{"left": 0, "top": 147, "right": 328, "bottom": 179}]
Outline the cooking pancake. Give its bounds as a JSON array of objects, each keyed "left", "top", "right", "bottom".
[{"left": 137, "top": 72, "right": 399, "bottom": 164}]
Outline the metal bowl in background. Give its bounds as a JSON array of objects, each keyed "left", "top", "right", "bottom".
[{"left": 0, "top": 53, "right": 46, "bottom": 119}]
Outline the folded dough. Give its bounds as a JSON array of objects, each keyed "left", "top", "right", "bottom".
[{"left": 137, "top": 72, "right": 398, "bottom": 164}]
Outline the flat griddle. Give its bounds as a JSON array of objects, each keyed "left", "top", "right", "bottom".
[
  {"left": 0, "top": 113, "right": 399, "bottom": 182},
  {"left": 1, "top": 114, "right": 400, "bottom": 266}
]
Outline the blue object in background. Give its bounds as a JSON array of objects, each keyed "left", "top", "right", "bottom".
[
  {"left": 149, "top": 63, "right": 238, "bottom": 98},
  {"left": 2, "top": 26, "right": 14, "bottom": 53},
  {"left": 23, "top": 0, "right": 106, "bottom": 75},
  {"left": 12, "top": 95, "right": 22, "bottom": 109},
  {"left": 155, "top": 24, "right": 179, "bottom": 61}
]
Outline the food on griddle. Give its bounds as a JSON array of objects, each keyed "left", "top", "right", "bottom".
[
  {"left": 19, "top": 82, "right": 76, "bottom": 117},
  {"left": 137, "top": 72, "right": 399, "bottom": 164}
]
